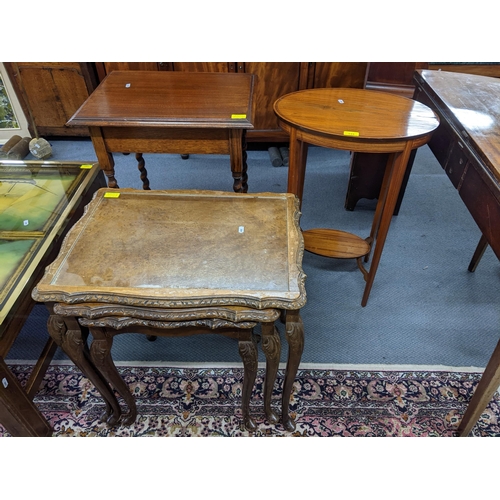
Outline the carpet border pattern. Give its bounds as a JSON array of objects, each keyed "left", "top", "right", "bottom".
[{"left": 1, "top": 362, "right": 499, "bottom": 437}]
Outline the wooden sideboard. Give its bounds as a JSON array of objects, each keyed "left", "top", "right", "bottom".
[
  {"left": 412, "top": 70, "right": 500, "bottom": 261},
  {"left": 412, "top": 70, "right": 500, "bottom": 436}
]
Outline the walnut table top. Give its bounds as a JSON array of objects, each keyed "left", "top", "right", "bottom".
[{"left": 33, "top": 188, "right": 306, "bottom": 310}]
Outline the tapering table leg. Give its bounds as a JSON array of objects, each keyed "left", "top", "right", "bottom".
[
  {"left": 361, "top": 143, "right": 414, "bottom": 307},
  {"left": 287, "top": 130, "right": 309, "bottom": 206},
  {"left": 468, "top": 234, "right": 488, "bottom": 272},
  {"left": 458, "top": 337, "right": 500, "bottom": 436}
]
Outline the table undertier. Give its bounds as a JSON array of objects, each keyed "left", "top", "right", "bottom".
[{"left": 303, "top": 229, "right": 371, "bottom": 259}]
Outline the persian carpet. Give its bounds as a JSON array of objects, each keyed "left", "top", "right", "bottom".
[{"left": 1, "top": 362, "right": 499, "bottom": 437}]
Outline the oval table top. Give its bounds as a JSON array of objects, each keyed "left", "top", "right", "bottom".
[{"left": 274, "top": 88, "right": 439, "bottom": 141}]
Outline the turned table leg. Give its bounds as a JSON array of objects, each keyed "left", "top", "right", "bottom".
[
  {"left": 135, "top": 153, "right": 151, "bottom": 190},
  {"left": 261, "top": 322, "right": 280, "bottom": 424},
  {"left": 282, "top": 310, "right": 304, "bottom": 432},
  {"left": 89, "top": 126, "right": 119, "bottom": 188},
  {"left": 229, "top": 129, "right": 248, "bottom": 193}
]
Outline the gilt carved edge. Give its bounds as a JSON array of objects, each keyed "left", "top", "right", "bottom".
[
  {"left": 35, "top": 291, "right": 306, "bottom": 311},
  {"left": 79, "top": 316, "right": 258, "bottom": 330},
  {"left": 53, "top": 303, "right": 281, "bottom": 323}
]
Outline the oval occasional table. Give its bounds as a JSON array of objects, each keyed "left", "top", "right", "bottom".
[{"left": 274, "top": 88, "right": 439, "bottom": 306}]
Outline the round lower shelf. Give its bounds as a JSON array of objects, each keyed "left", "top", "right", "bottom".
[{"left": 303, "top": 228, "right": 371, "bottom": 259}]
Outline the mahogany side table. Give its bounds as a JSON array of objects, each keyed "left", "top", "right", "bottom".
[
  {"left": 67, "top": 71, "right": 255, "bottom": 193},
  {"left": 274, "top": 88, "right": 439, "bottom": 306},
  {"left": 32, "top": 188, "right": 306, "bottom": 432}
]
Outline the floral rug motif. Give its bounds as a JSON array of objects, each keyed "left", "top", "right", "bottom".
[{"left": 2, "top": 363, "right": 499, "bottom": 437}]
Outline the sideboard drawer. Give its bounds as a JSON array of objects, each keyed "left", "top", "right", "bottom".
[{"left": 446, "top": 140, "right": 469, "bottom": 189}]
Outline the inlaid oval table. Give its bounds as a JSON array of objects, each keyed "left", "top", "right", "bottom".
[{"left": 274, "top": 88, "right": 439, "bottom": 306}]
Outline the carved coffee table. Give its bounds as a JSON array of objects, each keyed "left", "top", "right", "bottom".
[{"left": 32, "top": 188, "right": 306, "bottom": 432}]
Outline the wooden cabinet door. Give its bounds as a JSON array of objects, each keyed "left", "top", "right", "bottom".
[
  {"left": 4, "top": 63, "right": 98, "bottom": 137},
  {"left": 240, "top": 62, "right": 305, "bottom": 141},
  {"left": 309, "top": 62, "right": 369, "bottom": 89}
]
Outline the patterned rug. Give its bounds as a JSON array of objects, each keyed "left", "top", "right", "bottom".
[{"left": 2, "top": 362, "right": 499, "bottom": 437}]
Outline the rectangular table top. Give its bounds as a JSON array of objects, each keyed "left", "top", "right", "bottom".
[
  {"left": 0, "top": 161, "right": 102, "bottom": 331},
  {"left": 67, "top": 71, "right": 255, "bottom": 130},
  {"left": 415, "top": 70, "right": 500, "bottom": 182},
  {"left": 32, "top": 189, "right": 306, "bottom": 311}
]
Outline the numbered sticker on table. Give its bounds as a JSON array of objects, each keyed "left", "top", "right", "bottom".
[
  {"left": 23, "top": 220, "right": 29, "bottom": 226},
  {"left": 239, "top": 226, "right": 245, "bottom": 233}
]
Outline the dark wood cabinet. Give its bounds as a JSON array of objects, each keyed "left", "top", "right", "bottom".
[{"left": 3, "top": 63, "right": 99, "bottom": 137}]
